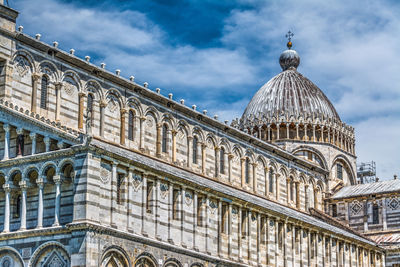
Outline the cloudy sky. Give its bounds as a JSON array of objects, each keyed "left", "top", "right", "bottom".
[{"left": 11, "top": 0, "right": 400, "bottom": 180}]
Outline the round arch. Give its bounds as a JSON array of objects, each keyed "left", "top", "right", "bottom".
[
  {"left": 163, "top": 258, "right": 183, "bottom": 267},
  {"left": 134, "top": 252, "right": 158, "bottom": 267},
  {"left": 0, "top": 246, "right": 24, "bottom": 267},
  {"left": 29, "top": 241, "right": 70, "bottom": 267},
  {"left": 101, "top": 245, "right": 130, "bottom": 267},
  {"left": 331, "top": 154, "right": 356, "bottom": 185}
]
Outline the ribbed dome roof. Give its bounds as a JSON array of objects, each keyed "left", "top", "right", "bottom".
[{"left": 241, "top": 49, "right": 340, "bottom": 123}]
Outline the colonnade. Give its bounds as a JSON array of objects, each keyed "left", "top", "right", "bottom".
[
  {"left": 1, "top": 122, "right": 64, "bottom": 160},
  {"left": 2, "top": 173, "right": 64, "bottom": 232},
  {"left": 246, "top": 122, "right": 355, "bottom": 155}
]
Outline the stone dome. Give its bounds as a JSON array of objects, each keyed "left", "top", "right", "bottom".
[{"left": 241, "top": 48, "right": 340, "bottom": 124}]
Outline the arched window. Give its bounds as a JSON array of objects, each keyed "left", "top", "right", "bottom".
[
  {"left": 128, "top": 110, "right": 135, "bottom": 141},
  {"left": 162, "top": 124, "right": 168, "bottom": 153},
  {"left": 269, "top": 169, "right": 274, "bottom": 193},
  {"left": 220, "top": 147, "right": 225, "bottom": 174},
  {"left": 87, "top": 93, "right": 94, "bottom": 125},
  {"left": 40, "top": 76, "right": 48, "bottom": 109},
  {"left": 193, "top": 136, "right": 198, "bottom": 164},
  {"left": 290, "top": 178, "right": 294, "bottom": 202},
  {"left": 245, "top": 158, "right": 250, "bottom": 183}
]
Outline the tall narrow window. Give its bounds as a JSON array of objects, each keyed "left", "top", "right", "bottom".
[
  {"left": 87, "top": 93, "right": 94, "bottom": 125},
  {"left": 220, "top": 147, "right": 225, "bottom": 174},
  {"left": 245, "top": 158, "right": 250, "bottom": 184},
  {"left": 146, "top": 181, "right": 153, "bottom": 213},
  {"left": 269, "top": 169, "right": 274, "bottom": 193},
  {"left": 162, "top": 124, "right": 168, "bottom": 153},
  {"left": 173, "top": 189, "right": 179, "bottom": 220},
  {"left": 332, "top": 204, "right": 337, "bottom": 217},
  {"left": 197, "top": 196, "right": 203, "bottom": 226},
  {"left": 337, "top": 164, "right": 343, "bottom": 179},
  {"left": 241, "top": 210, "right": 247, "bottom": 238},
  {"left": 117, "top": 173, "right": 123, "bottom": 204},
  {"left": 193, "top": 136, "right": 198, "bottom": 164},
  {"left": 372, "top": 204, "right": 379, "bottom": 224},
  {"left": 14, "top": 194, "right": 21, "bottom": 218},
  {"left": 128, "top": 110, "right": 135, "bottom": 141},
  {"left": 40, "top": 76, "right": 48, "bottom": 109},
  {"left": 221, "top": 203, "right": 228, "bottom": 234}
]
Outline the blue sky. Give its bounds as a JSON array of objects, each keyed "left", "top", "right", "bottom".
[{"left": 12, "top": 0, "right": 400, "bottom": 179}]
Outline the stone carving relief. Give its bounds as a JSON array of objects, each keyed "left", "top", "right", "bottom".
[
  {"left": 146, "top": 117, "right": 153, "bottom": 128},
  {"left": 63, "top": 78, "right": 78, "bottom": 97},
  {"left": 132, "top": 174, "right": 143, "bottom": 191},
  {"left": 14, "top": 56, "right": 31, "bottom": 77},
  {"left": 350, "top": 201, "right": 362, "bottom": 215},
  {"left": 0, "top": 256, "right": 14, "bottom": 267},
  {"left": 231, "top": 207, "right": 238, "bottom": 219},
  {"left": 185, "top": 191, "right": 193, "bottom": 205},
  {"left": 100, "top": 166, "right": 111, "bottom": 184},
  {"left": 108, "top": 98, "right": 118, "bottom": 114},
  {"left": 160, "top": 183, "right": 169, "bottom": 199},
  {"left": 209, "top": 200, "right": 217, "bottom": 214},
  {"left": 43, "top": 251, "right": 67, "bottom": 267},
  {"left": 389, "top": 198, "right": 400, "bottom": 210}
]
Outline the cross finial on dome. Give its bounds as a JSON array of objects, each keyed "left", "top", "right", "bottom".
[{"left": 285, "top": 31, "right": 294, "bottom": 49}]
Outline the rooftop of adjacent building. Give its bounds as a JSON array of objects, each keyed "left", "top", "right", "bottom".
[{"left": 333, "top": 175, "right": 400, "bottom": 199}]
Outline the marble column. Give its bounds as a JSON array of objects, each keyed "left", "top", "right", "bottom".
[
  {"left": 3, "top": 183, "right": 11, "bottom": 232},
  {"left": 127, "top": 167, "right": 133, "bottom": 232},
  {"left": 53, "top": 175, "right": 61, "bottom": 226},
  {"left": 29, "top": 132, "right": 37, "bottom": 155},
  {"left": 120, "top": 108, "right": 127, "bottom": 145},
  {"left": 31, "top": 73, "right": 40, "bottom": 113},
  {"left": 295, "top": 123, "right": 299, "bottom": 140},
  {"left": 187, "top": 136, "right": 193, "bottom": 168},
  {"left": 99, "top": 101, "right": 107, "bottom": 137},
  {"left": 252, "top": 163, "right": 257, "bottom": 193},
  {"left": 43, "top": 136, "right": 51, "bottom": 152},
  {"left": 167, "top": 182, "right": 173, "bottom": 243},
  {"left": 214, "top": 147, "right": 220, "bottom": 178},
  {"left": 78, "top": 92, "right": 87, "bottom": 130},
  {"left": 240, "top": 158, "right": 245, "bottom": 187},
  {"left": 180, "top": 186, "right": 186, "bottom": 247},
  {"left": 193, "top": 191, "right": 198, "bottom": 250},
  {"left": 205, "top": 195, "right": 210, "bottom": 254},
  {"left": 228, "top": 154, "right": 233, "bottom": 183},
  {"left": 201, "top": 143, "right": 206, "bottom": 175},
  {"left": 2, "top": 123, "right": 10, "bottom": 160},
  {"left": 19, "top": 180, "right": 28, "bottom": 230},
  {"left": 382, "top": 198, "right": 387, "bottom": 230},
  {"left": 172, "top": 130, "right": 177, "bottom": 163},
  {"left": 139, "top": 116, "right": 146, "bottom": 151},
  {"left": 110, "top": 162, "right": 117, "bottom": 228},
  {"left": 238, "top": 207, "right": 243, "bottom": 260},
  {"left": 54, "top": 82, "right": 62, "bottom": 121},
  {"left": 36, "top": 178, "right": 44, "bottom": 229}
]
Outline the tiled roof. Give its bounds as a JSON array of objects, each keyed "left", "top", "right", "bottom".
[{"left": 332, "top": 179, "right": 400, "bottom": 199}]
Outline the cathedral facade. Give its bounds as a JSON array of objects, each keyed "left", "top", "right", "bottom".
[{"left": 0, "top": 2, "right": 397, "bottom": 267}]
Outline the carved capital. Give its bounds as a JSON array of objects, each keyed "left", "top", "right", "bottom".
[
  {"left": 16, "top": 127, "right": 24, "bottom": 135},
  {"left": 99, "top": 100, "right": 107, "bottom": 108},
  {"left": 36, "top": 178, "right": 44, "bottom": 188},
  {"left": 3, "top": 183, "right": 11, "bottom": 192},
  {"left": 120, "top": 108, "right": 128, "bottom": 114},
  {"left": 53, "top": 175, "right": 62, "bottom": 184},
  {"left": 29, "top": 132, "right": 37, "bottom": 139},
  {"left": 54, "top": 82, "right": 63, "bottom": 89},
  {"left": 78, "top": 91, "right": 87, "bottom": 98},
  {"left": 43, "top": 136, "right": 51, "bottom": 144},
  {"left": 32, "top": 72, "right": 41, "bottom": 81},
  {"left": 57, "top": 140, "right": 64, "bottom": 149},
  {"left": 3, "top": 123, "right": 10, "bottom": 132},
  {"left": 19, "top": 180, "right": 28, "bottom": 190}
]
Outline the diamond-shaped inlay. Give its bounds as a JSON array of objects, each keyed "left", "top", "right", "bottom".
[
  {"left": 350, "top": 201, "right": 362, "bottom": 215},
  {"left": 389, "top": 198, "right": 399, "bottom": 210}
]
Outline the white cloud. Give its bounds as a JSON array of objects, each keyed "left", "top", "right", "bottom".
[{"left": 13, "top": 0, "right": 400, "bottom": 178}]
